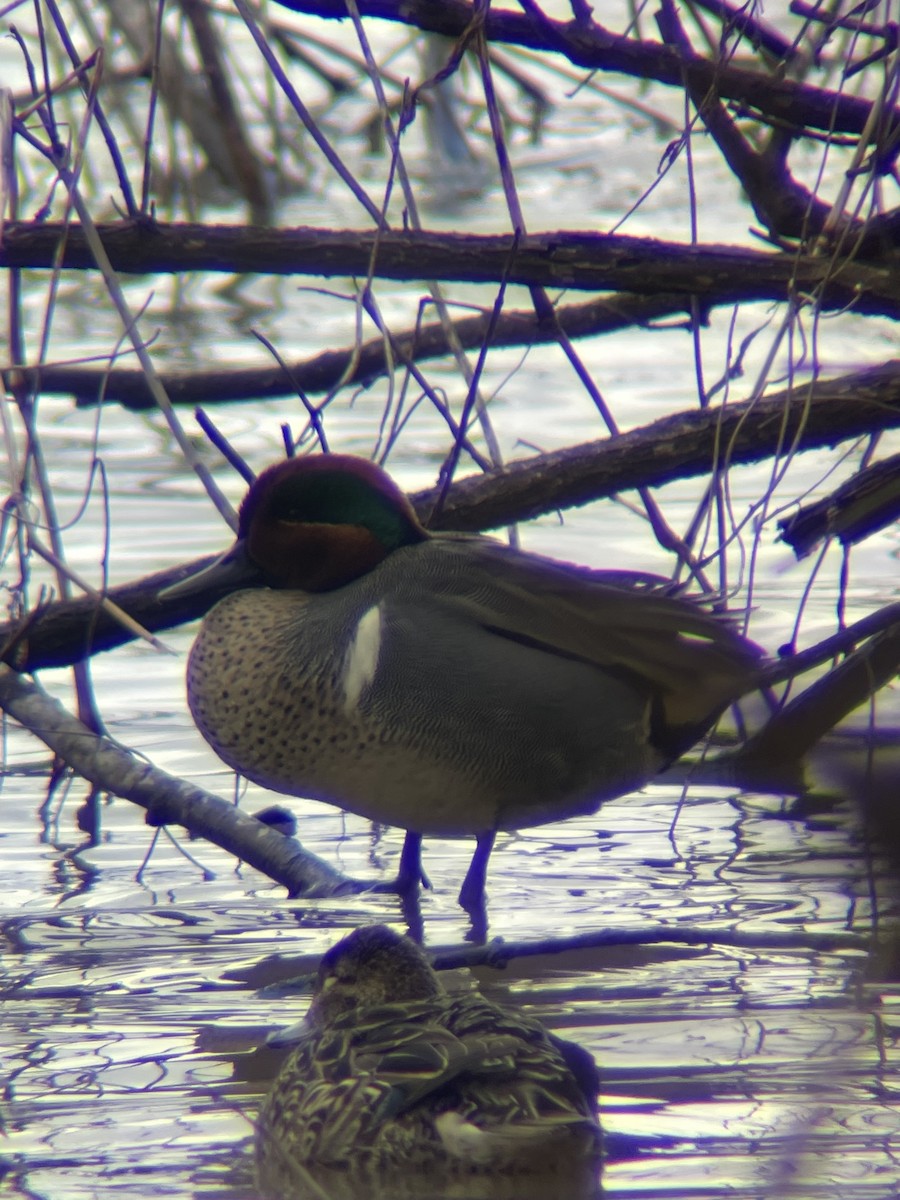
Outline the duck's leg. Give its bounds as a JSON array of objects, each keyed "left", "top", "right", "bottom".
[
  {"left": 400, "top": 884, "right": 425, "bottom": 946},
  {"left": 396, "top": 830, "right": 432, "bottom": 892},
  {"left": 458, "top": 830, "right": 496, "bottom": 911}
]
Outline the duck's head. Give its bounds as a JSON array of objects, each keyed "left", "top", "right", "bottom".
[
  {"left": 308, "top": 925, "right": 443, "bottom": 1026},
  {"left": 204, "top": 454, "right": 428, "bottom": 594}
]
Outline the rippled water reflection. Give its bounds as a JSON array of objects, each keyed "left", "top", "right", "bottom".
[{"left": 4, "top": 754, "right": 899, "bottom": 1199}]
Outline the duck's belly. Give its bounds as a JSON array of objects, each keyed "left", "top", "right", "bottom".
[{"left": 187, "top": 592, "right": 662, "bottom": 836}]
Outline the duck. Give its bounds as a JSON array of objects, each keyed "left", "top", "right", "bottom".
[
  {"left": 255, "top": 924, "right": 602, "bottom": 1195},
  {"left": 178, "top": 452, "right": 763, "bottom": 909}
]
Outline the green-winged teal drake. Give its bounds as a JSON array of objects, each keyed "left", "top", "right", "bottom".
[
  {"left": 181, "top": 453, "right": 763, "bottom": 908},
  {"left": 255, "top": 925, "right": 602, "bottom": 1195}
]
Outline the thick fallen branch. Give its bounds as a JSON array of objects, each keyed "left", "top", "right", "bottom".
[
  {"left": 2, "top": 361, "right": 899, "bottom": 673},
  {"left": 657, "top": 2, "right": 831, "bottom": 245},
  {"left": 0, "top": 666, "right": 356, "bottom": 899},
  {"left": 778, "top": 454, "right": 900, "bottom": 559},
  {"left": 419, "top": 359, "right": 900, "bottom": 531},
  {"left": 271, "top": 0, "right": 899, "bottom": 141},
  {"left": 14, "top": 292, "right": 697, "bottom": 409},
  {"left": 730, "top": 616, "right": 900, "bottom": 775},
  {"left": 0, "top": 555, "right": 227, "bottom": 672},
  {"left": 2, "top": 224, "right": 898, "bottom": 314}
]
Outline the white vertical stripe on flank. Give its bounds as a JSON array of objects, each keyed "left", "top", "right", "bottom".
[{"left": 342, "top": 605, "right": 382, "bottom": 711}]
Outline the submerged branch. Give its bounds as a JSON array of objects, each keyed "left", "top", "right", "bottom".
[{"left": 238, "top": 922, "right": 871, "bottom": 989}]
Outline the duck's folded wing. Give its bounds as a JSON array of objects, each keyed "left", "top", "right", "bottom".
[
  {"left": 420, "top": 536, "right": 764, "bottom": 730},
  {"left": 355, "top": 1028, "right": 525, "bottom": 1116}
]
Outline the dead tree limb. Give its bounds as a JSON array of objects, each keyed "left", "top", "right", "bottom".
[
  {"left": 0, "top": 666, "right": 357, "bottom": 898},
  {"left": 270, "top": 0, "right": 900, "bottom": 142},
  {"left": 12, "top": 293, "right": 697, "bottom": 409},
  {"left": 2, "top": 224, "right": 898, "bottom": 315}
]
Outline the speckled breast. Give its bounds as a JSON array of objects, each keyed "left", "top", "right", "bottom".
[
  {"left": 185, "top": 590, "right": 499, "bottom": 833},
  {"left": 186, "top": 587, "right": 660, "bottom": 836}
]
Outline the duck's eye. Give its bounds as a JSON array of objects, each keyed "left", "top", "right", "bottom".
[
  {"left": 267, "top": 489, "right": 314, "bottom": 523},
  {"left": 274, "top": 506, "right": 307, "bottom": 524}
]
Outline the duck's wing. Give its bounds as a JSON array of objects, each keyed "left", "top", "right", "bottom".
[
  {"left": 354, "top": 1026, "right": 527, "bottom": 1115},
  {"left": 261, "top": 1017, "right": 530, "bottom": 1165},
  {"left": 337, "top": 998, "right": 592, "bottom": 1118},
  {"left": 259, "top": 998, "right": 603, "bottom": 1172},
  {"left": 413, "top": 535, "right": 764, "bottom": 735}
]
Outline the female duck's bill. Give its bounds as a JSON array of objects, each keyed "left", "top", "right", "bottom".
[
  {"left": 255, "top": 925, "right": 603, "bottom": 1198},
  {"left": 176, "top": 453, "right": 765, "bottom": 913}
]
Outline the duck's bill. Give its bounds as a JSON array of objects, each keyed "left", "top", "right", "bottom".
[
  {"left": 265, "top": 1015, "right": 313, "bottom": 1050},
  {"left": 160, "top": 539, "right": 264, "bottom": 601}
]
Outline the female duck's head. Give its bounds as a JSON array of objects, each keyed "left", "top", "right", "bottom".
[{"left": 308, "top": 924, "right": 443, "bottom": 1026}]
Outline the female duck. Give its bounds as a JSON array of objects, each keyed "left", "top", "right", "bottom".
[
  {"left": 255, "top": 925, "right": 602, "bottom": 1194},
  {"left": 181, "top": 453, "right": 762, "bottom": 906}
]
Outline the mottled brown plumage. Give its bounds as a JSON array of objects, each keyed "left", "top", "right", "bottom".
[{"left": 255, "top": 926, "right": 602, "bottom": 1197}]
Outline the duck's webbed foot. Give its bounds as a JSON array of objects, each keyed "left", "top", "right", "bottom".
[{"left": 370, "top": 830, "right": 431, "bottom": 894}]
